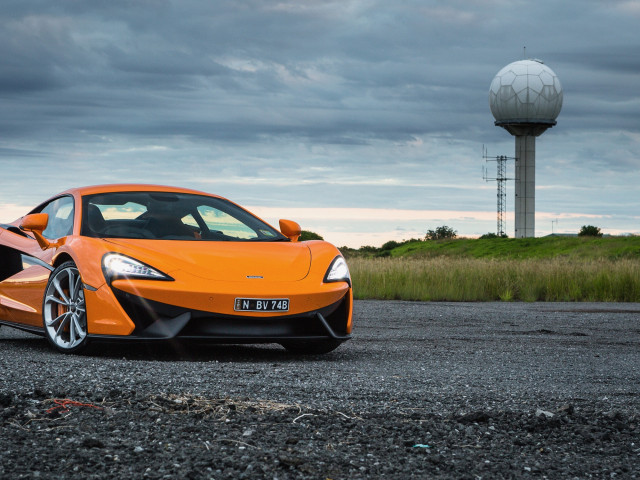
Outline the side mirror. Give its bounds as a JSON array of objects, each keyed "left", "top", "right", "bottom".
[
  {"left": 279, "top": 219, "right": 301, "bottom": 242},
  {"left": 20, "top": 213, "right": 49, "bottom": 232},
  {"left": 20, "top": 213, "right": 53, "bottom": 250}
]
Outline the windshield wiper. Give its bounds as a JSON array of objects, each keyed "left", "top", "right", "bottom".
[{"left": 251, "top": 237, "right": 290, "bottom": 242}]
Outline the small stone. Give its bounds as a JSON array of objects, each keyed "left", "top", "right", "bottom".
[
  {"left": 0, "top": 394, "right": 13, "bottom": 407},
  {"left": 134, "top": 446, "right": 144, "bottom": 453},
  {"left": 457, "top": 411, "right": 490, "bottom": 424},
  {"left": 81, "top": 438, "right": 105, "bottom": 449},
  {"left": 535, "top": 409, "right": 554, "bottom": 418},
  {"left": 557, "top": 404, "right": 574, "bottom": 415},
  {"left": 278, "top": 453, "right": 305, "bottom": 467}
]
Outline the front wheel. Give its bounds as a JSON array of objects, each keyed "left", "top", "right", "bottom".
[
  {"left": 280, "top": 339, "right": 342, "bottom": 355},
  {"left": 42, "top": 261, "right": 89, "bottom": 354}
]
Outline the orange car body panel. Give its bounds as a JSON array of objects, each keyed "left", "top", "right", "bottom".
[
  {"left": 0, "top": 228, "right": 55, "bottom": 325},
  {"left": 0, "top": 266, "right": 49, "bottom": 326},
  {"left": 0, "top": 184, "right": 353, "bottom": 340},
  {"left": 102, "top": 239, "right": 313, "bottom": 282},
  {"left": 84, "top": 287, "right": 136, "bottom": 336}
]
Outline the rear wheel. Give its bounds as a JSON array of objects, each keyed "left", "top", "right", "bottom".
[
  {"left": 281, "top": 340, "right": 342, "bottom": 355},
  {"left": 42, "top": 261, "right": 89, "bottom": 354}
]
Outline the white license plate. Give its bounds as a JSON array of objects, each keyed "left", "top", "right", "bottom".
[{"left": 234, "top": 298, "right": 290, "bottom": 312}]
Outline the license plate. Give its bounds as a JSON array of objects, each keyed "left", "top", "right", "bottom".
[{"left": 234, "top": 298, "right": 290, "bottom": 312}]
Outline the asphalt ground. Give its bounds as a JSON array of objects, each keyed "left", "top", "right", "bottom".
[{"left": 1, "top": 300, "right": 639, "bottom": 479}]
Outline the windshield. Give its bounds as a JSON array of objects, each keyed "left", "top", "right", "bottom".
[{"left": 80, "top": 192, "right": 287, "bottom": 242}]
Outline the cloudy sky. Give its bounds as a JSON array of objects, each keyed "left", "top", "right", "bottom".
[{"left": 1, "top": 0, "right": 639, "bottom": 247}]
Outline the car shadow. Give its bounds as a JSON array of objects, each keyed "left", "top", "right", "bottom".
[
  {"left": 83, "top": 340, "right": 353, "bottom": 363},
  {"left": 0, "top": 327, "right": 354, "bottom": 362}
]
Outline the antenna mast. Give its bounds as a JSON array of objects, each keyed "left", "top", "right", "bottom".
[{"left": 483, "top": 146, "right": 515, "bottom": 237}]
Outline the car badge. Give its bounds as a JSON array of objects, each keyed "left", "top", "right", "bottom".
[{"left": 246, "top": 275, "right": 263, "bottom": 279}]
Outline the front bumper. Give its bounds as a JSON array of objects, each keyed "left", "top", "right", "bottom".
[{"left": 88, "top": 287, "right": 352, "bottom": 343}]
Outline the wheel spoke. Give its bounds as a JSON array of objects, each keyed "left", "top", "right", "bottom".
[
  {"left": 67, "top": 269, "right": 75, "bottom": 297},
  {"left": 45, "top": 295, "right": 68, "bottom": 307},
  {"left": 46, "top": 311, "right": 69, "bottom": 327},
  {"left": 75, "top": 277, "right": 83, "bottom": 302},
  {"left": 52, "top": 277, "right": 70, "bottom": 304},
  {"left": 68, "top": 269, "right": 78, "bottom": 300},
  {"left": 72, "top": 314, "right": 86, "bottom": 338},
  {"left": 69, "top": 314, "right": 76, "bottom": 343},
  {"left": 54, "top": 313, "right": 71, "bottom": 338},
  {"left": 70, "top": 271, "right": 83, "bottom": 302}
]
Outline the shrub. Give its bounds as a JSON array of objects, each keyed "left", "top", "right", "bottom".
[
  {"left": 300, "top": 230, "right": 324, "bottom": 241},
  {"left": 425, "top": 225, "right": 457, "bottom": 240},
  {"left": 381, "top": 240, "right": 401, "bottom": 251},
  {"left": 479, "top": 232, "right": 508, "bottom": 239},
  {"left": 578, "top": 225, "right": 603, "bottom": 237}
]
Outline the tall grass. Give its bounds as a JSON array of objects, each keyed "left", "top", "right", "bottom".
[{"left": 349, "top": 257, "right": 640, "bottom": 302}]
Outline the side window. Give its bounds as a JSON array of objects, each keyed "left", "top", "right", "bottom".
[
  {"left": 40, "top": 197, "right": 75, "bottom": 239},
  {"left": 197, "top": 205, "right": 258, "bottom": 239},
  {"left": 181, "top": 214, "right": 199, "bottom": 228}
]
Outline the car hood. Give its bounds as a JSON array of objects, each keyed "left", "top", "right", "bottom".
[{"left": 103, "top": 239, "right": 312, "bottom": 282}]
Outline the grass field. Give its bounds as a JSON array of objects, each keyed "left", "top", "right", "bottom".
[
  {"left": 347, "top": 236, "right": 640, "bottom": 302},
  {"left": 388, "top": 235, "right": 640, "bottom": 260}
]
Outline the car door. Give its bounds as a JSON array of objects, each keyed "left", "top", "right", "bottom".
[{"left": 0, "top": 196, "right": 74, "bottom": 328}]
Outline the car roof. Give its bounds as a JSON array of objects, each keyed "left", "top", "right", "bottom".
[{"left": 59, "top": 184, "right": 223, "bottom": 199}]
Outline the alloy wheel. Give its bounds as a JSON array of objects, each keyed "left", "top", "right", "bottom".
[{"left": 43, "top": 262, "right": 88, "bottom": 352}]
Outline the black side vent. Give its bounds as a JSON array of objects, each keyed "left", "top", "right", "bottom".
[
  {"left": 324, "top": 294, "right": 350, "bottom": 335},
  {"left": 112, "top": 288, "right": 187, "bottom": 332}
]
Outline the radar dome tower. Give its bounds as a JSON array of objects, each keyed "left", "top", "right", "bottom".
[{"left": 489, "top": 59, "right": 563, "bottom": 238}]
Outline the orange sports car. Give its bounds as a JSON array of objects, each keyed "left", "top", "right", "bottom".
[{"left": 0, "top": 185, "right": 352, "bottom": 354}]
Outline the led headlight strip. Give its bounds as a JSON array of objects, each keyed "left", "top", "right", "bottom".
[
  {"left": 324, "top": 256, "right": 351, "bottom": 286},
  {"left": 102, "top": 253, "right": 173, "bottom": 282}
]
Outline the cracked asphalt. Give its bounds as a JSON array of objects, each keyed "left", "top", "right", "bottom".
[{"left": 1, "top": 300, "right": 639, "bottom": 479}]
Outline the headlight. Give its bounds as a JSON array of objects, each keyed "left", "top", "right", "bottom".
[
  {"left": 102, "top": 253, "right": 173, "bottom": 282},
  {"left": 324, "top": 256, "right": 351, "bottom": 286}
]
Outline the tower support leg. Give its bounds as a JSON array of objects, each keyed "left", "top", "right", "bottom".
[{"left": 514, "top": 135, "right": 536, "bottom": 238}]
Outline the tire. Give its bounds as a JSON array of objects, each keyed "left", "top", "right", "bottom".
[
  {"left": 42, "top": 261, "right": 89, "bottom": 354},
  {"left": 280, "top": 339, "right": 342, "bottom": 355}
]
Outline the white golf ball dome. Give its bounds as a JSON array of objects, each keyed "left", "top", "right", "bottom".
[{"left": 489, "top": 59, "right": 563, "bottom": 124}]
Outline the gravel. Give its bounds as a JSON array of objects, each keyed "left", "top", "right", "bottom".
[{"left": 1, "top": 300, "right": 639, "bottom": 479}]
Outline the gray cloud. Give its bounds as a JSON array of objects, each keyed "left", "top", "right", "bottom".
[{"left": 0, "top": 0, "right": 639, "bottom": 242}]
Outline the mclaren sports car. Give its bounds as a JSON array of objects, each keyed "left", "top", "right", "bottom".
[{"left": 0, "top": 185, "right": 352, "bottom": 354}]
